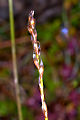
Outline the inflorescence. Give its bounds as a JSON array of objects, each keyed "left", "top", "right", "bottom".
[{"left": 28, "top": 10, "right": 48, "bottom": 120}]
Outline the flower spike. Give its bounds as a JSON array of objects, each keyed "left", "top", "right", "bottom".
[{"left": 28, "top": 11, "right": 48, "bottom": 120}]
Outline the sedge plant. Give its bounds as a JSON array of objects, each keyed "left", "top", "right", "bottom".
[{"left": 28, "top": 10, "right": 48, "bottom": 120}]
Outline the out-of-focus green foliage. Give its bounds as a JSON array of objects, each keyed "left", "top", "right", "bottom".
[
  {"left": 0, "top": 69, "right": 10, "bottom": 78},
  {"left": 37, "top": 20, "right": 61, "bottom": 42},
  {"left": 0, "top": 100, "right": 16, "bottom": 116},
  {"left": 0, "top": 100, "right": 33, "bottom": 120},
  {"left": 22, "top": 107, "right": 34, "bottom": 120}
]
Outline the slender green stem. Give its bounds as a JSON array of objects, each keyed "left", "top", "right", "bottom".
[{"left": 8, "top": 0, "right": 23, "bottom": 120}]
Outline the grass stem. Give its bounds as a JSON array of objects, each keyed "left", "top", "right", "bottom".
[{"left": 8, "top": 0, "right": 23, "bottom": 120}]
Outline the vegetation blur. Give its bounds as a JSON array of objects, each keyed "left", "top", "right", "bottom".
[{"left": 0, "top": 0, "right": 80, "bottom": 120}]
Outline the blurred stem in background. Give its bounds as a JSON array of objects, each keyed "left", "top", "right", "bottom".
[
  {"left": 8, "top": 0, "right": 23, "bottom": 120},
  {"left": 62, "top": 9, "right": 69, "bottom": 28}
]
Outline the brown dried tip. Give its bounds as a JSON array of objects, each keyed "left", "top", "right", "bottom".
[{"left": 28, "top": 10, "right": 35, "bottom": 30}]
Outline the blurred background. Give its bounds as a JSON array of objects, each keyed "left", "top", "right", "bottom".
[{"left": 0, "top": 0, "right": 80, "bottom": 120}]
